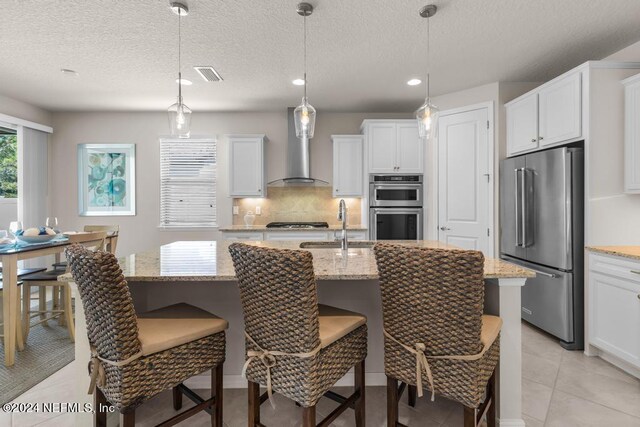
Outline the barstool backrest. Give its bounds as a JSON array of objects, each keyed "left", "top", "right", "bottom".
[
  {"left": 229, "top": 243, "right": 321, "bottom": 353},
  {"left": 374, "top": 243, "right": 485, "bottom": 356},
  {"left": 65, "top": 244, "right": 141, "bottom": 362}
]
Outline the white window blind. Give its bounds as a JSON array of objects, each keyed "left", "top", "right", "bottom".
[{"left": 160, "top": 138, "right": 217, "bottom": 228}]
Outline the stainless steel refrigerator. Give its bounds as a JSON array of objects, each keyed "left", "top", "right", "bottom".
[{"left": 500, "top": 146, "right": 584, "bottom": 350}]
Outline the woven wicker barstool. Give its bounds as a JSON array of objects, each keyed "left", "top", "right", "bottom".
[
  {"left": 228, "top": 243, "right": 367, "bottom": 427},
  {"left": 65, "top": 244, "right": 227, "bottom": 427},
  {"left": 374, "top": 243, "right": 502, "bottom": 427}
]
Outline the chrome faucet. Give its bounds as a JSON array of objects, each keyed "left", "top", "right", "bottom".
[{"left": 337, "top": 199, "right": 348, "bottom": 251}]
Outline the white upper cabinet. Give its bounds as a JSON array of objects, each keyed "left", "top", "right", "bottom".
[
  {"left": 538, "top": 73, "right": 582, "bottom": 147},
  {"left": 396, "top": 122, "right": 423, "bottom": 173},
  {"left": 332, "top": 135, "right": 364, "bottom": 197},
  {"left": 363, "top": 120, "right": 424, "bottom": 173},
  {"left": 506, "top": 70, "right": 583, "bottom": 157},
  {"left": 506, "top": 93, "right": 539, "bottom": 156},
  {"left": 623, "top": 73, "right": 640, "bottom": 193},
  {"left": 228, "top": 135, "right": 265, "bottom": 197},
  {"left": 367, "top": 122, "right": 397, "bottom": 173}
]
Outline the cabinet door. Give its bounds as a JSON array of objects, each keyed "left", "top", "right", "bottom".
[
  {"left": 221, "top": 232, "right": 263, "bottom": 241},
  {"left": 368, "top": 123, "right": 397, "bottom": 173},
  {"left": 506, "top": 94, "right": 538, "bottom": 156},
  {"left": 333, "top": 136, "right": 363, "bottom": 197},
  {"left": 333, "top": 230, "right": 367, "bottom": 240},
  {"left": 229, "top": 137, "right": 264, "bottom": 197},
  {"left": 264, "top": 231, "right": 330, "bottom": 241},
  {"left": 539, "top": 72, "right": 582, "bottom": 147},
  {"left": 589, "top": 271, "right": 640, "bottom": 368},
  {"left": 396, "top": 122, "right": 423, "bottom": 173},
  {"left": 625, "top": 82, "right": 640, "bottom": 193}
]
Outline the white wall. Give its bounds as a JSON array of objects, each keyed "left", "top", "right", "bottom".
[
  {"left": 49, "top": 110, "right": 409, "bottom": 256},
  {"left": 0, "top": 94, "right": 52, "bottom": 127}
]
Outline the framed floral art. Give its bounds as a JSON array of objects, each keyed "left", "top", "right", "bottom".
[{"left": 77, "top": 143, "right": 136, "bottom": 216}]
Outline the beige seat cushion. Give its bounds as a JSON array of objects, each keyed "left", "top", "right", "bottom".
[
  {"left": 481, "top": 315, "right": 502, "bottom": 349},
  {"left": 318, "top": 304, "right": 367, "bottom": 348},
  {"left": 136, "top": 303, "right": 228, "bottom": 356}
]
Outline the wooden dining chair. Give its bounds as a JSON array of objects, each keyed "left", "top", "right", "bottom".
[
  {"left": 52, "top": 225, "right": 119, "bottom": 270},
  {"left": 21, "top": 231, "right": 107, "bottom": 342},
  {"left": 0, "top": 268, "right": 47, "bottom": 351}
]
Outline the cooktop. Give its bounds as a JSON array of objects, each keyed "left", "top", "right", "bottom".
[{"left": 266, "top": 222, "right": 329, "bottom": 229}]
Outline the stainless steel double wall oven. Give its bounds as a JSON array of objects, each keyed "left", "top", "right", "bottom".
[{"left": 369, "top": 174, "right": 423, "bottom": 240}]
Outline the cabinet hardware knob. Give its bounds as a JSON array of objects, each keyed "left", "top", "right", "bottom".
[
  {"left": 439, "top": 226, "right": 451, "bottom": 231},
  {"left": 531, "top": 138, "right": 537, "bottom": 142},
  {"left": 637, "top": 293, "right": 640, "bottom": 300},
  {"left": 539, "top": 136, "right": 544, "bottom": 140}
]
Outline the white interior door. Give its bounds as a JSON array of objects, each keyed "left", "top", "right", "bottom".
[{"left": 437, "top": 107, "right": 491, "bottom": 255}]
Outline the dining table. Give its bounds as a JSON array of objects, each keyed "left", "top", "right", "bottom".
[{"left": 1, "top": 232, "right": 118, "bottom": 366}]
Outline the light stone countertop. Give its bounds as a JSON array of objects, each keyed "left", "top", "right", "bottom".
[
  {"left": 60, "top": 240, "right": 534, "bottom": 282},
  {"left": 586, "top": 245, "right": 640, "bottom": 261},
  {"left": 219, "top": 225, "right": 367, "bottom": 232}
]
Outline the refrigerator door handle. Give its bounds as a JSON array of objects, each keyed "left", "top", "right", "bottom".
[
  {"left": 515, "top": 168, "right": 523, "bottom": 247},
  {"left": 525, "top": 267, "right": 558, "bottom": 279},
  {"left": 521, "top": 167, "right": 528, "bottom": 248}
]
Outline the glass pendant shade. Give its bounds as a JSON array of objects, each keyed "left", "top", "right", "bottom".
[
  {"left": 294, "top": 97, "right": 316, "bottom": 138},
  {"left": 415, "top": 98, "right": 439, "bottom": 139},
  {"left": 168, "top": 97, "right": 192, "bottom": 138}
]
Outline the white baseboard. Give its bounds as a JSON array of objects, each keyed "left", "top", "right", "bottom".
[
  {"left": 597, "top": 352, "right": 640, "bottom": 379},
  {"left": 185, "top": 373, "right": 388, "bottom": 390}
]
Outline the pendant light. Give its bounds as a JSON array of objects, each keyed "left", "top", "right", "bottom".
[
  {"left": 415, "top": 5, "right": 438, "bottom": 140},
  {"left": 168, "top": 2, "right": 192, "bottom": 138},
  {"left": 293, "top": 2, "right": 316, "bottom": 139}
]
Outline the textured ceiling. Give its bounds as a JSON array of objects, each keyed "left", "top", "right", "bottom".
[{"left": 2, "top": 0, "right": 640, "bottom": 112}]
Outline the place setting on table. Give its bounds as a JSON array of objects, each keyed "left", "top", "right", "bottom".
[{"left": 0, "top": 218, "right": 68, "bottom": 253}]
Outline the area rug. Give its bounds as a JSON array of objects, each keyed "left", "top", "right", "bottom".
[{"left": 0, "top": 322, "right": 74, "bottom": 404}]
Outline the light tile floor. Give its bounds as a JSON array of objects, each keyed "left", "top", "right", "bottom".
[{"left": 3, "top": 322, "right": 640, "bottom": 426}]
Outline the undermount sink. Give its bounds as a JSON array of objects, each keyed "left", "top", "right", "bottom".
[{"left": 299, "top": 241, "right": 376, "bottom": 249}]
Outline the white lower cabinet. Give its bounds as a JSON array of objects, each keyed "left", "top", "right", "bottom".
[
  {"left": 588, "top": 253, "right": 640, "bottom": 369},
  {"left": 221, "top": 230, "right": 368, "bottom": 241},
  {"left": 220, "top": 232, "right": 263, "bottom": 240},
  {"left": 264, "top": 231, "right": 330, "bottom": 241},
  {"left": 333, "top": 230, "right": 367, "bottom": 240}
]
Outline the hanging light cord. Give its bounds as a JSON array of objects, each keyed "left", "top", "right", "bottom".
[
  {"left": 426, "top": 14, "right": 430, "bottom": 101},
  {"left": 303, "top": 12, "right": 307, "bottom": 100},
  {"left": 178, "top": 7, "right": 182, "bottom": 102}
]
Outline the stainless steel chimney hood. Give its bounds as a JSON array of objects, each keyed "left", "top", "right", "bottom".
[{"left": 267, "top": 108, "right": 329, "bottom": 186}]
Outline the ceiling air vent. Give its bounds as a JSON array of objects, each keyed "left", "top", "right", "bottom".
[{"left": 193, "top": 66, "right": 223, "bottom": 82}]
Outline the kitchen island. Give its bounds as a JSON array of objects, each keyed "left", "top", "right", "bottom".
[{"left": 65, "top": 240, "right": 534, "bottom": 427}]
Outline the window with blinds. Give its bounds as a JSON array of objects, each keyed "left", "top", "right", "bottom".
[{"left": 160, "top": 138, "right": 217, "bottom": 228}]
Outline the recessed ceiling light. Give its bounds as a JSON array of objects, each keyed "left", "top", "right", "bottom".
[
  {"left": 176, "top": 78, "right": 193, "bottom": 85},
  {"left": 407, "top": 79, "right": 422, "bottom": 86},
  {"left": 292, "top": 78, "right": 306, "bottom": 86},
  {"left": 170, "top": 2, "right": 189, "bottom": 16},
  {"left": 60, "top": 68, "right": 79, "bottom": 77}
]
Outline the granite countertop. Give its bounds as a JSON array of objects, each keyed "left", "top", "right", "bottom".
[
  {"left": 219, "top": 225, "right": 367, "bottom": 232},
  {"left": 60, "top": 240, "right": 534, "bottom": 282},
  {"left": 586, "top": 246, "right": 640, "bottom": 261}
]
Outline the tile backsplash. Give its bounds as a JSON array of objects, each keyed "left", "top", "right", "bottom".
[{"left": 233, "top": 186, "right": 362, "bottom": 226}]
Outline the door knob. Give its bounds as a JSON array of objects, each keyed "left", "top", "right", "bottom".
[{"left": 440, "top": 226, "right": 451, "bottom": 231}]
